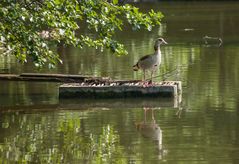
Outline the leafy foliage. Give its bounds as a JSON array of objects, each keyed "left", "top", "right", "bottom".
[{"left": 0, "top": 0, "right": 163, "bottom": 67}]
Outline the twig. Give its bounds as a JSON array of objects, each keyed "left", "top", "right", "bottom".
[{"left": 146, "top": 68, "right": 179, "bottom": 81}]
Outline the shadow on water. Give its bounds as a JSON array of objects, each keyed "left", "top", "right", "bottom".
[
  {"left": 0, "top": 97, "right": 180, "bottom": 111},
  {"left": 59, "top": 97, "right": 181, "bottom": 109}
]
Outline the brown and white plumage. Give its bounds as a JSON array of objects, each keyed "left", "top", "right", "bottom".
[{"left": 133, "top": 38, "right": 167, "bottom": 81}]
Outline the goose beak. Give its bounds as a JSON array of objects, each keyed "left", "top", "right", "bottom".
[{"left": 162, "top": 40, "right": 168, "bottom": 44}]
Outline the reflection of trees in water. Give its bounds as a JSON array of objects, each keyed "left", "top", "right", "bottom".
[
  {"left": 0, "top": 103, "right": 183, "bottom": 163},
  {"left": 0, "top": 82, "right": 58, "bottom": 106},
  {"left": 0, "top": 54, "right": 19, "bottom": 73},
  {"left": 0, "top": 112, "right": 126, "bottom": 163}
]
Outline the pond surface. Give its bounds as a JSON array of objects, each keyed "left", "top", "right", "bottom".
[{"left": 1, "top": 1, "right": 239, "bottom": 163}]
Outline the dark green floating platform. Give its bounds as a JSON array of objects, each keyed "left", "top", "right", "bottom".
[{"left": 59, "top": 81, "right": 182, "bottom": 99}]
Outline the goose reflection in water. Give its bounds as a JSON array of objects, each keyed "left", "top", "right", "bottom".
[{"left": 135, "top": 107, "right": 167, "bottom": 159}]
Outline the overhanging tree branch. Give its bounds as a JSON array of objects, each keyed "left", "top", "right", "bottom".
[{"left": 0, "top": 0, "right": 163, "bottom": 68}]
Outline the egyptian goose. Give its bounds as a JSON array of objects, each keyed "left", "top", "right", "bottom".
[{"left": 133, "top": 38, "right": 167, "bottom": 82}]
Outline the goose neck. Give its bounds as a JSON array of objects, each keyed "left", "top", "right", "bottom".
[{"left": 155, "top": 49, "right": 161, "bottom": 55}]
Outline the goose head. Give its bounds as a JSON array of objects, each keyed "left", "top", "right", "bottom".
[{"left": 154, "top": 38, "right": 167, "bottom": 51}]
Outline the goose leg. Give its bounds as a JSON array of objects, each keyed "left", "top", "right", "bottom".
[
  {"left": 150, "top": 70, "right": 154, "bottom": 82},
  {"left": 143, "top": 70, "right": 146, "bottom": 81},
  {"left": 142, "top": 70, "right": 149, "bottom": 86}
]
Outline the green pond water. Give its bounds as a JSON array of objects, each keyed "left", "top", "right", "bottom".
[{"left": 1, "top": 2, "right": 239, "bottom": 163}]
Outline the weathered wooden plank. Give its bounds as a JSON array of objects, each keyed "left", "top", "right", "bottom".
[
  {"left": 59, "top": 81, "right": 182, "bottom": 99},
  {"left": 20, "top": 73, "right": 91, "bottom": 79},
  {"left": 0, "top": 73, "right": 110, "bottom": 82},
  {"left": 0, "top": 74, "right": 67, "bottom": 82},
  {"left": 0, "top": 74, "right": 19, "bottom": 80},
  {"left": 0, "top": 73, "right": 143, "bottom": 83}
]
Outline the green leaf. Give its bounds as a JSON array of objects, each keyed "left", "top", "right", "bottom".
[
  {"left": 0, "top": 0, "right": 163, "bottom": 67},
  {"left": 112, "top": 0, "right": 118, "bottom": 5}
]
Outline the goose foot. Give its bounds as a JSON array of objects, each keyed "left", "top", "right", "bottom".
[{"left": 142, "top": 80, "right": 153, "bottom": 87}]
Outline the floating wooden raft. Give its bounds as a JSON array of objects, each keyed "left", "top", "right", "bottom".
[{"left": 59, "top": 81, "right": 182, "bottom": 99}]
